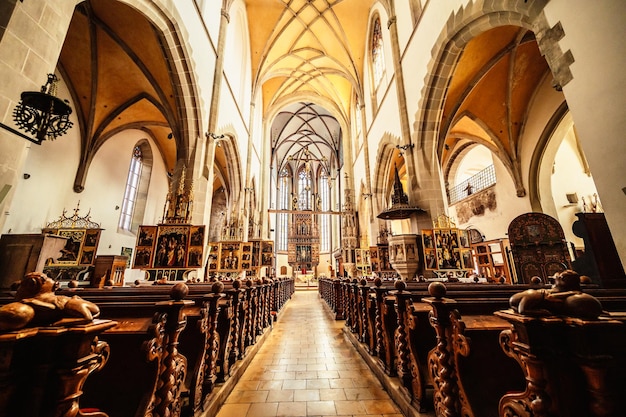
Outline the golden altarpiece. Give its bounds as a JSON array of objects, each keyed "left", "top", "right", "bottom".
[
  {"left": 206, "top": 215, "right": 274, "bottom": 278},
  {"left": 132, "top": 167, "right": 205, "bottom": 281},
  {"left": 0, "top": 203, "right": 105, "bottom": 288},
  {"left": 421, "top": 215, "right": 474, "bottom": 279},
  {"left": 288, "top": 213, "right": 319, "bottom": 274}
]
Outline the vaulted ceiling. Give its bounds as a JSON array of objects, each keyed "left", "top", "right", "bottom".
[
  {"left": 246, "top": 0, "right": 374, "bottom": 120},
  {"left": 60, "top": 0, "right": 182, "bottom": 177},
  {"left": 441, "top": 26, "right": 551, "bottom": 174},
  {"left": 247, "top": 0, "right": 374, "bottom": 170},
  {"left": 56, "top": 1, "right": 550, "bottom": 196}
]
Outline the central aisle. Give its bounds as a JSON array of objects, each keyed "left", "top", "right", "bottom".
[{"left": 216, "top": 290, "right": 403, "bottom": 417}]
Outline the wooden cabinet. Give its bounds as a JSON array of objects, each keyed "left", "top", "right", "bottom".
[
  {"left": 93, "top": 255, "right": 128, "bottom": 287},
  {"left": 471, "top": 239, "right": 512, "bottom": 283},
  {"left": 507, "top": 213, "right": 571, "bottom": 284},
  {"left": 571, "top": 212, "right": 626, "bottom": 288},
  {"left": 0, "top": 233, "right": 68, "bottom": 288}
]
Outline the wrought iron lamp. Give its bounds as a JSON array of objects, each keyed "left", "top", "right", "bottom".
[
  {"left": 396, "top": 144, "right": 413, "bottom": 150},
  {"left": 395, "top": 142, "right": 414, "bottom": 152},
  {"left": 11, "top": 73, "right": 73, "bottom": 145},
  {"left": 206, "top": 132, "right": 225, "bottom": 140}
]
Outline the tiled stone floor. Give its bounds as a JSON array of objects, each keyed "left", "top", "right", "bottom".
[{"left": 216, "top": 290, "right": 404, "bottom": 417}]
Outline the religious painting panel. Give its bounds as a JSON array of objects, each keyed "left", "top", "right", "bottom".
[
  {"left": 251, "top": 240, "right": 261, "bottom": 269},
  {"left": 133, "top": 247, "right": 153, "bottom": 268},
  {"left": 79, "top": 248, "right": 95, "bottom": 266},
  {"left": 55, "top": 229, "right": 85, "bottom": 266},
  {"left": 424, "top": 249, "right": 437, "bottom": 270},
  {"left": 186, "top": 226, "right": 205, "bottom": 268},
  {"left": 189, "top": 226, "right": 205, "bottom": 247},
  {"left": 133, "top": 225, "right": 156, "bottom": 269},
  {"left": 79, "top": 229, "right": 101, "bottom": 266},
  {"left": 461, "top": 249, "right": 474, "bottom": 270},
  {"left": 261, "top": 241, "right": 274, "bottom": 267},
  {"left": 84, "top": 229, "right": 100, "bottom": 248},
  {"left": 121, "top": 247, "right": 133, "bottom": 268},
  {"left": 137, "top": 226, "right": 156, "bottom": 247},
  {"left": 241, "top": 243, "right": 253, "bottom": 271},
  {"left": 459, "top": 229, "right": 470, "bottom": 248},
  {"left": 207, "top": 243, "right": 220, "bottom": 271},
  {"left": 187, "top": 247, "right": 203, "bottom": 268},
  {"left": 422, "top": 230, "right": 434, "bottom": 249},
  {"left": 153, "top": 225, "right": 190, "bottom": 268},
  {"left": 220, "top": 242, "right": 241, "bottom": 271}
]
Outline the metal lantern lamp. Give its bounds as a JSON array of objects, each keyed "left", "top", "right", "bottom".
[{"left": 11, "top": 73, "right": 73, "bottom": 144}]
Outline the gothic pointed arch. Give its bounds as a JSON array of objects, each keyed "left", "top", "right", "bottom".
[
  {"left": 412, "top": 0, "right": 569, "bottom": 214},
  {"left": 59, "top": 0, "right": 203, "bottom": 193}
]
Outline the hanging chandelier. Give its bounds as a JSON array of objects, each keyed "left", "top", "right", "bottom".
[{"left": 12, "top": 73, "right": 73, "bottom": 144}]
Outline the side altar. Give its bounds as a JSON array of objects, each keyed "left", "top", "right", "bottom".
[{"left": 132, "top": 167, "right": 205, "bottom": 281}]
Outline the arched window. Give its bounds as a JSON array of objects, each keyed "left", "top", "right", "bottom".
[
  {"left": 298, "top": 168, "right": 312, "bottom": 210},
  {"left": 319, "top": 170, "right": 330, "bottom": 252},
  {"left": 277, "top": 168, "right": 290, "bottom": 251},
  {"left": 371, "top": 16, "right": 385, "bottom": 89},
  {"left": 118, "top": 141, "right": 152, "bottom": 232}
]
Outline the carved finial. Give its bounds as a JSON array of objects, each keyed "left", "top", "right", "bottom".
[
  {"left": 428, "top": 281, "right": 447, "bottom": 299},
  {"left": 170, "top": 282, "right": 189, "bottom": 301}
]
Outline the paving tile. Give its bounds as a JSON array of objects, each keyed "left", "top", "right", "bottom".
[
  {"left": 306, "top": 400, "right": 337, "bottom": 415},
  {"left": 246, "top": 402, "right": 278, "bottom": 417},
  {"left": 319, "top": 388, "right": 347, "bottom": 401},
  {"left": 276, "top": 401, "right": 307, "bottom": 416},
  {"left": 215, "top": 403, "right": 250, "bottom": 417},
  {"left": 334, "top": 400, "right": 367, "bottom": 415},
  {"left": 294, "top": 389, "right": 320, "bottom": 401},
  {"left": 362, "top": 399, "right": 401, "bottom": 414}
]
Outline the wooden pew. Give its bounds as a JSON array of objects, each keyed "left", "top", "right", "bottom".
[
  {"left": 324, "top": 274, "right": 626, "bottom": 416},
  {"left": 80, "top": 283, "right": 196, "bottom": 417},
  {"left": 496, "top": 310, "right": 626, "bottom": 417},
  {"left": 0, "top": 319, "right": 116, "bottom": 417},
  {"left": 76, "top": 278, "right": 293, "bottom": 416},
  {"left": 422, "top": 282, "right": 526, "bottom": 417},
  {"left": 0, "top": 276, "right": 294, "bottom": 416}
]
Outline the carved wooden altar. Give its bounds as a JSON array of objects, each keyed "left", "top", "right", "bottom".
[
  {"left": 288, "top": 213, "right": 319, "bottom": 272},
  {"left": 508, "top": 212, "right": 571, "bottom": 284},
  {"left": 421, "top": 215, "right": 473, "bottom": 277}
]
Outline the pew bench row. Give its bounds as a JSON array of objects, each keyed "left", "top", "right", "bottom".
[
  {"left": 0, "top": 277, "right": 294, "bottom": 417},
  {"left": 319, "top": 277, "right": 626, "bottom": 417}
]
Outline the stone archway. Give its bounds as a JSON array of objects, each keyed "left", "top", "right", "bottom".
[{"left": 411, "top": 0, "right": 571, "bottom": 226}]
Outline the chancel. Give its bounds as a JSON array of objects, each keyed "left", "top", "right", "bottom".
[{"left": 0, "top": 1, "right": 625, "bottom": 417}]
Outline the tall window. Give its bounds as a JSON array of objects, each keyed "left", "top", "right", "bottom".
[
  {"left": 118, "top": 140, "right": 152, "bottom": 233},
  {"left": 319, "top": 170, "right": 330, "bottom": 252},
  {"left": 371, "top": 16, "right": 385, "bottom": 89},
  {"left": 298, "top": 168, "right": 312, "bottom": 210},
  {"left": 119, "top": 146, "right": 142, "bottom": 231},
  {"left": 277, "top": 169, "right": 290, "bottom": 251}
]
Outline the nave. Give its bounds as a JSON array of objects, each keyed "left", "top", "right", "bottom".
[{"left": 215, "top": 290, "right": 418, "bottom": 417}]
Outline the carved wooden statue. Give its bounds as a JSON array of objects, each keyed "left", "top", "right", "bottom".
[
  {"left": 0, "top": 271, "right": 100, "bottom": 331},
  {"left": 509, "top": 269, "right": 603, "bottom": 319}
]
